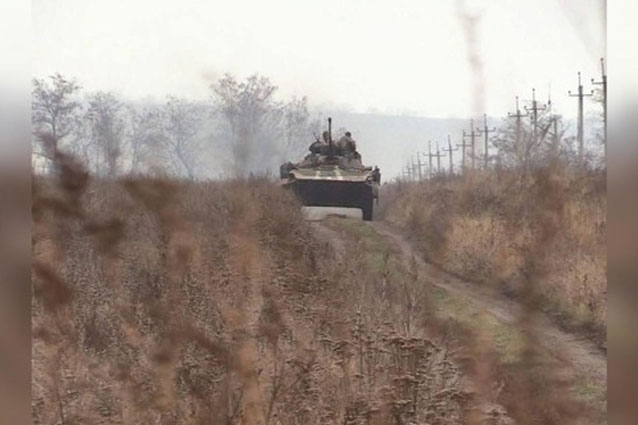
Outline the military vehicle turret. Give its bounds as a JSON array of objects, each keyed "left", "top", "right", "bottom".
[{"left": 280, "top": 118, "right": 381, "bottom": 220}]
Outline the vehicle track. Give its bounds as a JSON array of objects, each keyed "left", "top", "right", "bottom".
[
  {"left": 371, "top": 221, "right": 607, "bottom": 418},
  {"left": 313, "top": 218, "right": 607, "bottom": 423}
]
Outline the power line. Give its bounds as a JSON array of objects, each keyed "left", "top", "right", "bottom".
[
  {"left": 457, "top": 131, "right": 472, "bottom": 174},
  {"left": 416, "top": 151, "right": 423, "bottom": 180},
  {"left": 525, "top": 89, "right": 547, "bottom": 146},
  {"left": 442, "top": 135, "right": 459, "bottom": 175},
  {"left": 545, "top": 85, "right": 563, "bottom": 159},
  {"left": 591, "top": 57, "right": 607, "bottom": 161},
  {"left": 463, "top": 119, "right": 479, "bottom": 169},
  {"left": 524, "top": 88, "right": 547, "bottom": 170},
  {"left": 507, "top": 96, "right": 529, "bottom": 164},
  {"left": 477, "top": 114, "right": 496, "bottom": 169},
  {"left": 433, "top": 142, "right": 446, "bottom": 175},
  {"left": 427, "top": 141, "right": 434, "bottom": 178},
  {"left": 569, "top": 72, "right": 594, "bottom": 166}
]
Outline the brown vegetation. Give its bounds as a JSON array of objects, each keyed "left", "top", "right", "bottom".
[
  {"left": 32, "top": 156, "right": 473, "bottom": 424},
  {"left": 383, "top": 166, "right": 607, "bottom": 346},
  {"left": 31, "top": 149, "right": 606, "bottom": 424}
]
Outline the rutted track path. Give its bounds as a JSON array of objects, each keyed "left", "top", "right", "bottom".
[
  {"left": 371, "top": 221, "right": 607, "bottom": 385},
  {"left": 313, "top": 218, "right": 607, "bottom": 424}
]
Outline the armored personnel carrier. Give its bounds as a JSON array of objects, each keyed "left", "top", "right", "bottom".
[{"left": 280, "top": 118, "right": 380, "bottom": 220}]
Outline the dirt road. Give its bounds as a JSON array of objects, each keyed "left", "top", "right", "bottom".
[
  {"left": 372, "top": 221, "right": 607, "bottom": 381},
  {"left": 313, "top": 217, "right": 607, "bottom": 424}
]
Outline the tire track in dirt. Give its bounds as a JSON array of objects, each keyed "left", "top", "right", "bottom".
[
  {"left": 310, "top": 221, "right": 347, "bottom": 256},
  {"left": 310, "top": 217, "right": 606, "bottom": 423},
  {"left": 369, "top": 220, "right": 607, "bottom": 421},
  {"left": 311, "top": 218, "right": 514, "bottom": 424}
]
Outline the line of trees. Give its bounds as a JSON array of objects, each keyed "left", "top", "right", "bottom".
[{"left": 31, "top": 73, "right": 320, "bottom": 179}]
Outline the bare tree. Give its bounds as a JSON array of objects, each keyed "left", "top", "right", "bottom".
[
  {"left": 127, "top": 106, "right": 165, "bottom": 174},
  {"left": 212, "top": 74, "right": 281, "bottom": 176},
  {"left": 493, "top": 106, "right": 567, "bottom": 170},
  {"left": 31, "top": 73, "right": 82, "bottom": 165},
  {"left": 162, "top": 96, "right": 203, "bottom": 179},
  {"left": 85, "top": 92, "right": 126, "bottom": 176},
  {"left": 282, "top": 96, "right": 317, "bottom": 161}
]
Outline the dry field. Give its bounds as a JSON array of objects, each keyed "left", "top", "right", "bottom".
[
  {"left": 31, "top": 155, "right": 606, "bottom": 424},
  {"left": 32, "top": 156, "right": 473, "bottom": 424},
  {"left": 383, "top": 166, "right": 607, "bottom": 347}
]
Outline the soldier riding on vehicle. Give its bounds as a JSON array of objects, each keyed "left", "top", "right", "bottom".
[{"left": 336, "top": 131, "right": 357, "bottom": 155}]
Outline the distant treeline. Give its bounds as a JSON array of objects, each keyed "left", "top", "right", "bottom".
[{"left": 32, "top": 73, "right": 321, "bottom": 178}]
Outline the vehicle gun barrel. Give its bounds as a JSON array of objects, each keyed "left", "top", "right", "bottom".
[{"left": 327, "top": 117, "right": 335, "bottom": 158}]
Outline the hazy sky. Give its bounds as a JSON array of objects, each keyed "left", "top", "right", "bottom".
[{"left": 32, "top": 0, "right": 606, "bottom": 118}]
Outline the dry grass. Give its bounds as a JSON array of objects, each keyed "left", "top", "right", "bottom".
[
  {"left": 383, "top": 166, "right": 607, "bottom": 346},
  {"left": 328, "top": 218, "right": 603, "bottom": 425},
  {"left": 31, "top": 151, "right": 605, "bottom": 424},
  {"left": 32, "top": 153, "right": 474, "bottom": 424}
]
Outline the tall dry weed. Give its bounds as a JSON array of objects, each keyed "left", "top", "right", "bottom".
[
  {"left": 383, "top": 165, "right": 606, "bottom": 424},
  {"left": 384, "top": 167, "right": 606, "bottom": 343},
  {"left": 32, "top": 143, "right": 485, "bottom": 424}
]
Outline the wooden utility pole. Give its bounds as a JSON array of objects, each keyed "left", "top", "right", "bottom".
[
  {"left": 591, "top": 58, "right": 607, "bottom": 161},
  {"left": 457, "top": 131, "right": 472, "bottom": 174},
  {"left": 416, "top": 152, "right": 423, "bottom": 180},
  {"left": 434, "top": 142, "right": 446, "bottom": 174},
  {"left": 443, "top": 135, "right": 459, "bottom": 175},
  {"left": 569, "top": 72, "right": 593, "bottom": 165},
  {"left": 410, "top": 155, "right": 418, "bottom": 181},
  {"left": 417, "top": 152, "right": 429, "bottom": 180},
  {"left": 507, "top": 96, "right": 529, "bottom": 164},
  {"left": 524, "top": 88, "right": 547, "bottom": 170},
  {"left": 546, "top": 89, "right": 561, "bottom": 159},
  {"left": 525, "top": 89, "right": 547, "bottom": 144},
  {"left": 463, "top": 119, "right": 479, "bottom": 169},
  {"left": 411, "top": 156, "right": 417, "bottom": 181},
  {"left": 477, "top": 114, "right": 496, "bottom": 169},
  {"left": 551, "top": 116, "right": 560, "bottom": 158},
  {"left": 427, "top": 141, "right": 434, "bottom": 178}
]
